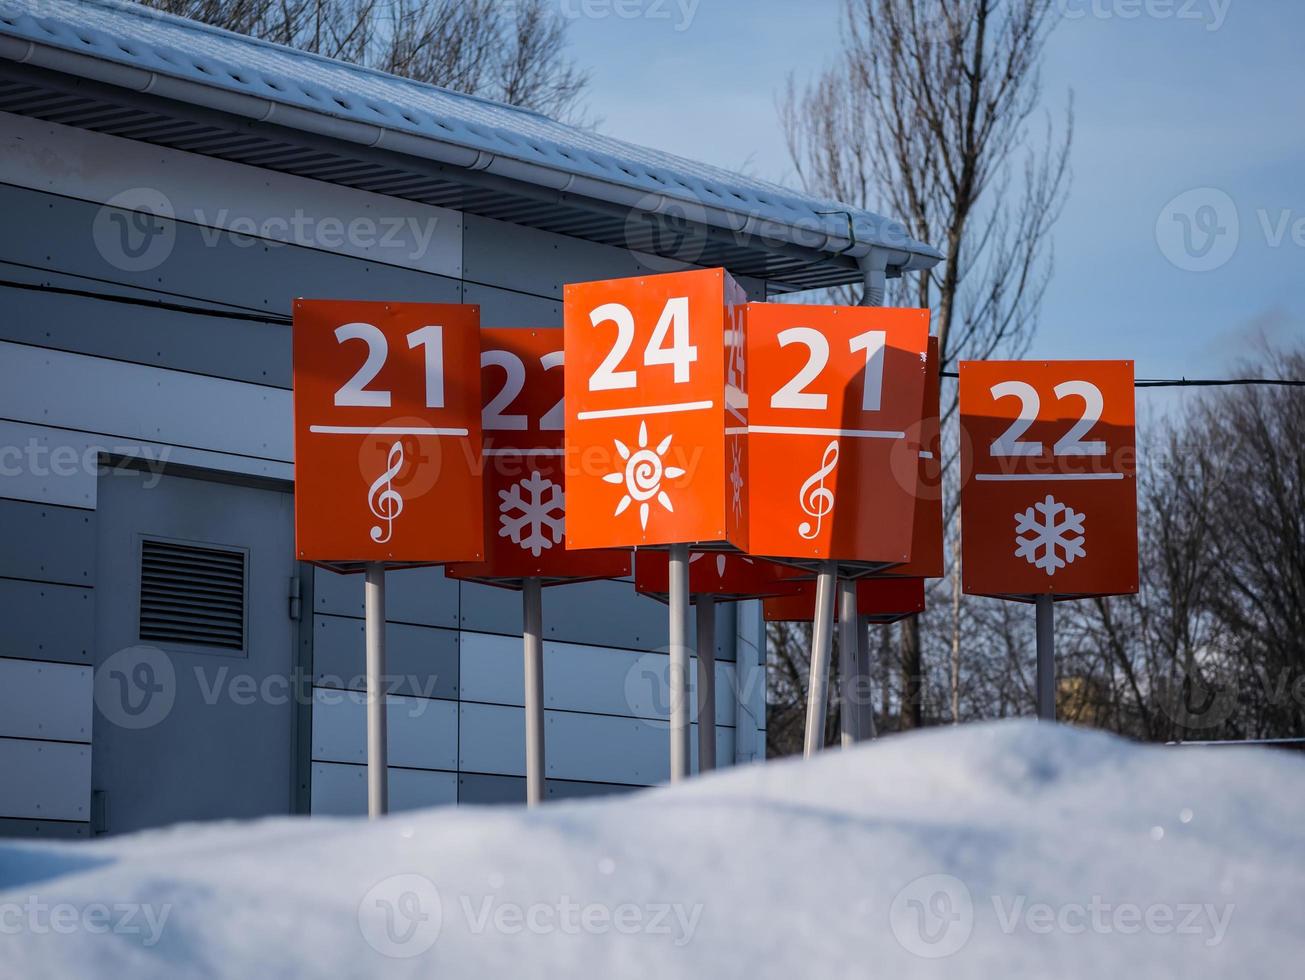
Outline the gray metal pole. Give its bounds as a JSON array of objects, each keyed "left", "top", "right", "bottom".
[
  {"left": 364, "top": 562, "right": 388, "bottom": 817},
  {"left": 667, "top": 544, "right": 692, "bottom": 781},
  {"left": 803, "top": 561, "right": 839, "bottom": 757},
  {"left": 522, "top": 577, "right": 545, "bottom": 805},
  {"left": 1036, "top": 594, "right": 1056, "bottom": 721},
  {"left": 837, "top": 578, "right": 859, "bottom": 747},
  {"left": 696, "top": 592, "right": 717, "bottom": 773},
  {"left": 856, "top": 614, "right": 877, "bottom": 740}
]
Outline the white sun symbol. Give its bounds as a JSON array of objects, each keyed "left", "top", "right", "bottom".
[{"left": 603, "top": 421, "right": 685, "bottom": 530}]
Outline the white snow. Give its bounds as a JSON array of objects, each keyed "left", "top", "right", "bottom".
[{"left": 2, "top": 721, "right": 1303, "bottom": 978}]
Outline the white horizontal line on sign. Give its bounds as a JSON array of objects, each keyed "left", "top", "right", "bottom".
[
  {"left": 483, "top": 448, "right": 566, "bottom": 456},
  {"left": 577, "top": 401, "right": 713, "bottom": 420},
  {"left": 974, "top": 472, "right": 1125, "bottom": 482},
  {"left": 734, "top": 425, "right": 906, "bottom": 439},
  {"left": 309, "top": 425, "right": 469, "bottom": 436}
]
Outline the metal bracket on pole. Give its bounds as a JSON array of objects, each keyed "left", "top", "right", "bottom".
[
  {"left": 522, "top": 577, "right": 545, "bottom": 805},
  {"left": 364, "top": 562, "right": 388, "bottom": 818},
  {"left": 667, "top": 544, "right": 692, "bottom": 781},
  {"left": 803, "top": 561, "right": 838, "bottom": 757},
  {"left": 837, "top": 578, "right": 859, "bottom": 747},
  {"left": 696, "top": 592, "right": 717, "bottom": 773},
  {"left": 1036, "top": 594, "right": 1056, "bottom": 721}
]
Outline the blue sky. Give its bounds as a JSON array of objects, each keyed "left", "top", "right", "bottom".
[{"left": 562, "top": 0, "right": 1305, "bottom": 385}]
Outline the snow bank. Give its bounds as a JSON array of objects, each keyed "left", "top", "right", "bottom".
[{"left": 2, "top": 721, "right": 1302, "bottom": 978}]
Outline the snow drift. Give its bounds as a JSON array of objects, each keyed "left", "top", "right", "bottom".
[{"left": 2, "top": 721, "right": 1302, "bottom": 978}]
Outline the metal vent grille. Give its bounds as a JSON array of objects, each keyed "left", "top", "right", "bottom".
[{"left": 139, "top": 539, "right": 246, "bottom": 651}]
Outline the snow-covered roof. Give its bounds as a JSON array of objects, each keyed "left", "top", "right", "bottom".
[{"left": 0, "top": 0, "right": 940, "bottom": 290}]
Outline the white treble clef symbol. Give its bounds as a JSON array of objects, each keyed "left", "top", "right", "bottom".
[
  {"left": 368, "top": 440, "right": 406, "bottom": 544},
  {"left": 797, "top": 440, "right": 839, "bottom": 540}
]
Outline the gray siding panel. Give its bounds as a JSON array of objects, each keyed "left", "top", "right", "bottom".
[
  {"left": 0, "top": 183, "right": 462, "bottom": 318},
  {"left": 0, "top": 817, "right": 91, "bottom": 839},
  {"left": 312, "top": 614, "right": 459, "bottom": 700},
  {"left": 0, "top": 275, "right": 293, "bottom": 388},
  {"left": 457, "top": 772, "right": 525, "bottom": 806},
  {"left": 545, "top": 579, "right": 669, "bottom": 650},
  {"left": 464, "top": 282, "right": 562, "bottom": 328},
  {"left": 313, "top": 565, "right": 459, "bottom": 629},
  {"left": 547, "top": 779, "right": 642, "bottom": 803},
  {"left": 0, "top": 578, "right": 94, "bottom": 666},
  {"left": 0, "top": 499, "right": 94, "bottom": 586}
]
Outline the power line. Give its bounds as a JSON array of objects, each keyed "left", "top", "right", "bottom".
[
  {"left": 939, "top": 370, "right": 1305, "bottom": 389},
  {"left": 4, "top": 276, "right": 1303, "bottom": 389}
]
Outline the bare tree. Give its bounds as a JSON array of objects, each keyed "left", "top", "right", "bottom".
[
  {"left": 778, "top": 0, "right": 1072, "bottom": 736},
  {"left": 141, "top": 0, "right": 589, "bottom": 119}
]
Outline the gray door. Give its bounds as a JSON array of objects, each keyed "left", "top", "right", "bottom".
[{"left": 92, "top": 470, "right": 297, "bottom": 834}]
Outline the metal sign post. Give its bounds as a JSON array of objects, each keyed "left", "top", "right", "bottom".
[
  {"left": 803, "top": 563, "right": 837, "bottom": 757},
  {"left": 668, "top": 543, "right": 692, "bottom": 782},
  {"left": 958, "top": 359, "right": 1139, "bottom": 724},
  {"left": 292, "top": 299, "right": 485, "bottom": 821},
  {"left": 633, "top": 550, "right": 799, "bottom": 775},
  {"left": 746, "top": 296, "right": 930, "bottom": 758},
  {"left": 837, "top": 578, "right": 860, "bottom": 746},
  {"left": 565, "top": 269, "right": 750, "bottom": 786},
  {"left": 696, "top": 592, "right": 717, "bottom": 773},
  {"left": 522, "top": 577, "right": 546, "bottom": 803},
  {"left": 364, "top": 562, "right": 389, "bottom": 816},
  {"left": 1035, "top": 594, "right": 1056, "bottom": 721},
  {"left": 447, "top": 327, "right": 630, "bottom": 807}
]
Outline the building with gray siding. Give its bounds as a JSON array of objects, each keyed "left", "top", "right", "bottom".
[{"left": 0, "top": 0, "right": 938, "bottom": 837}]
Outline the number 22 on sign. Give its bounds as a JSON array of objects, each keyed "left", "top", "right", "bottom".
[{"left": 959, "top": 360, "right": 1138, "bottom": 599}]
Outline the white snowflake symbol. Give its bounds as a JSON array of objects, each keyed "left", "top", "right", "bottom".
[
  {"left": 602, "top": 421, "right": 685, "bottom": 530},
  {"left": 1014, "top": 494, "right": 1086, "bottom": 576},
  {"left": 498, "top": 470, "right": 564, "bottom": 557}
]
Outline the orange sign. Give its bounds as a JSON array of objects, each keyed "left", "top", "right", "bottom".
[
  {"left": 446, "top": 328, "right": 631, "bottom": 586},
  {"left": 887, "top": 336, "right": 944, "bottom": 578},
  {"left": 763, "top": 577, "right": 926, "bottom": 624},
  {"left": 960, "top": 360, "right": 1137, "bottom": 599},
  {"left": 745, "top": 303, "right": 930, "bottom": 567},
  {"left": 634, "top": 549, "right": 802, "bottom": 600},
  {"left": 564, "top": 269, "right": 748, "bottom": 550},
  {"left": 292, "top": 299, "right": 484, "bottom": 567}
]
